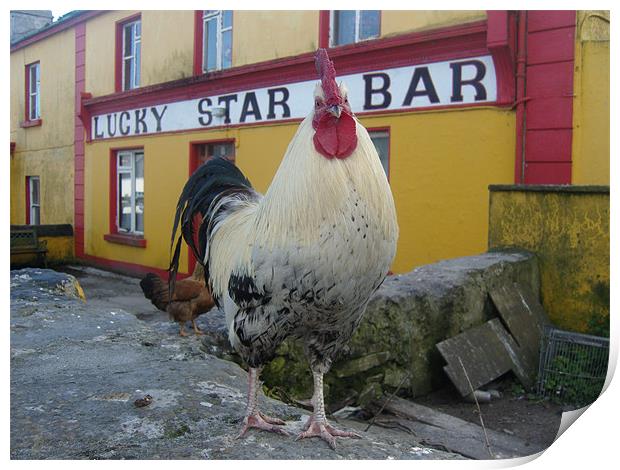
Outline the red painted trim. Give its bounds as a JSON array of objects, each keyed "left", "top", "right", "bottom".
[
  {"left": 10, "top": 11, "right": 105, "bottom": 52},
  {"left": 109, "top": 149, "right": 118, "bottom": 235},
  {"left": 84, "top": 20, "right": 492, "bottom": 116},
  {"left": 187, "top": 138, "right": 237, "bottom": 274},
  {"left": 514, "top": 11, "right": 527, "bottom": 184},
  {"left": 103, "top": 232, "right": 147, "bottom": 248},
  {"left": 25, "top": 176, "right": 31, "bottom": 224},
  {"left": 115, "top": 13, "right": 142, "bottom": 93},
  {"left": 486, "top": 11, "right": 517, "bottom": 106},
  {"left": 74, "top": 23, "right": 87, "bottom": 257},
  {"left": 318, "top": 11, "right": 330, "bottom": 48},
  {"left": 519, "top": 10, "right": 576, "bottom": 184},
  {"left": 81, "top": 253, "right": 190, "bottom": 280},
  {"left": 20, "top": 119, "right": 42, "bottom": 128},
  {"left": 193, "top": 10, "right": 204, "bottom": 76},
  {"left": 367, "top": 126, "right": 390, "bottom": 182},
  {"left": 108, "top": 146, "right": 144, "bottom": 241}
]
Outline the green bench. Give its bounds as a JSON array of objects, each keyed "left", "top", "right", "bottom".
[{"left": 10, "top": 227, "right": 48, "bottom": 268}]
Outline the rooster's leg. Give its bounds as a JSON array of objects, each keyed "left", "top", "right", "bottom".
[
  {"left": 236, "top": 367, "right": 288, "bottom": 438},
  {"left": 296, "top": 370, "right": 362, "bottom": 449},
  {"left": 191, "top": 320, "right": 204, "bottom": 335},
  {"left": 179, "top": 323, "right": 189, "bottom": 337}
]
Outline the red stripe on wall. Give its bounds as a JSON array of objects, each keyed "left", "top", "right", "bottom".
[
  {"left": 74, "top": 23, "right": 86, "bottom": 257},
  {"left": 520, "top": 11, "right": 576, "bottom": 184}
]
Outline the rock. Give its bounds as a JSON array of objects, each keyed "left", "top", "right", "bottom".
[
  {"left": 254, "top": 251, "right": 539, "bottom": 405},
  {"left": 10, "top": 269, "right": 462, "bottom": 460},
  {"left": 332, "top": 352, "right": 391, "bottom": 378}
]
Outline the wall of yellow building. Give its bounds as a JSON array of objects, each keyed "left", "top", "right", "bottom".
[
  {"left": 572, "top": 11, "right": 610, "bottom": 185},
  {"left": 84, "top": 106, "right": 514, "bottom": 275},
  {"left": 10, "top": 27, "right": 76, "bottom": 225},
  {"left": 233, "top": 11, "right": 319, "bottom": 67},
  {"left": 85, "top": 10, "right": 195, "bottom": 97},
  {"left": 488, "top": 187, "right": 610, "bottom": 335},
  {"left": 360, "top": 108, "right": 515, "bottom": 273},
  {"left": 381, "top": 10, "right": 486, "bottom": 38}
]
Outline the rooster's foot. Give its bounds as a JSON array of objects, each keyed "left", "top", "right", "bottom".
[
  {"left": 295, "top": 420, "right": 361, "bottom": 449},
  {"left": 236, "top": 412, "right": 289, "bottom": 439}
]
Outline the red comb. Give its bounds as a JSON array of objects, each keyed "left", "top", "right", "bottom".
[{"left": 315, "top": 49, "right": 339, "bottom": 101}]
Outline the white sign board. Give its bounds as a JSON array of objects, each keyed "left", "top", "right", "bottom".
[{"left": 91, "top": 55, "right": 497, "bottom": 140}]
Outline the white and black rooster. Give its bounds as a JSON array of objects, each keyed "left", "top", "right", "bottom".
[{"left": 169, "top": 49, "right": 398, "bottom": 448}]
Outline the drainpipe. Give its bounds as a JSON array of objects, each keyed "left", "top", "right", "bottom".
[{"left": 514, "top": 11, "right": 529, "bottom": 184}]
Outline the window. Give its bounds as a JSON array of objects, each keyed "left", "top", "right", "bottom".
[
  {"left": 195, "top": 141, "right": 235, "bottom": 167},
  {"left": 118, "top": 17, "right": 141, "bottom": 91},
  {"left": 331, "top": 10, "right": 380, "bottom": 46},
  {"left": 26, "top": 62, "right": 40, "bottom": 121},
  {"left": 116, "top": 150, "right": 144, "bottom": 234},
  {"left": 202, "top": 10, "right": 232, "bottom": 72},
  {"left": 369, "top": 130, "right": 389, "bottom": 178},
  {"left": 26, "top": 176, "right": 40, "bottom": 225}
]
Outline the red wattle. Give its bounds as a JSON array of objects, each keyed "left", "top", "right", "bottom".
[{"left": 313, "top": 112, "right": 357, "bottom": 159}]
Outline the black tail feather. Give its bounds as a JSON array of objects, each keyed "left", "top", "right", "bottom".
[{"left": 168, "top": 157, "right": 254, "bottom": 296}]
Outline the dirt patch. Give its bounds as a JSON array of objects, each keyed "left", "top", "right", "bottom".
[{"left": 413, "top": 375, "right": 564, "bottom": 450}]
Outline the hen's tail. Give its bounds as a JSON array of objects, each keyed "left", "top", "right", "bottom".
[
  {"left": 140, "top": 273, "right": 169, "bottom": 311},
  {"left": 168, "top": 157, "right": 257, "bottom": 296}
]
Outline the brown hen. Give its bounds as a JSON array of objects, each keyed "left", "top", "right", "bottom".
[{"left": 140, "top": 263, "right": 215, "bottom": 336}]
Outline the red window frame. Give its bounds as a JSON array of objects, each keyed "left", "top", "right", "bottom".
[
  {"left": 193, "top": 10, "right": 233, "bottom": 76},
  {"left": 187, "top": 138, "right": 236, "bottom": 272},
  {"left": 367, "top": 127, "right": 391, "bottom": 182},
  {"left": 325, "top": 10, "right": 382, "bottom": 48},
  {"left": 22, "top": 61, "right": 42, "bottom": 128},
  {"left": 104, "top": 147, "right": 147, "bottom": 247},
  {"left": 115, "top": 13, "right": 142, "bottom": 93}
]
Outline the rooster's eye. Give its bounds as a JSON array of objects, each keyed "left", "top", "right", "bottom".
[{"left": 315, "top": 99, "right": 321, "bottom": 108}]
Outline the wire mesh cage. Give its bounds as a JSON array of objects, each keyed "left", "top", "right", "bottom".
[{"left": 537, "top": 325, "right": 609, "bottom": 407}]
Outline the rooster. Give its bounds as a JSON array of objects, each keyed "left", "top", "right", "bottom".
[
  {"left": 140, "top": 263, "right": 215, "bottom": 336},
  {"left": 169, "top": 49, "right": 398, "bottom": 448}
]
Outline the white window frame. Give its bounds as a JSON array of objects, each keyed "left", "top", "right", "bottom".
[
  {"left": 28, "top": 176, "right": 41, "bottom": 225},
  {"left": 27, "top": 62, "right": 40, "bottom": 120},
  {"left": 116, "top": 150, "right": 144, "bottom": 235},
  {"left": 121, "top": 19, "right": 141, "bottom": 91},
  {"left": 329, "top": 10, "right": 380, "bottom": 47},
  {"left": 202, "top": 10, "right": 232, "bottom": 72}
]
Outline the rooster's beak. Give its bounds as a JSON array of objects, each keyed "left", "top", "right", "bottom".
[{"left": 328, "top": 105, "right": 342, "bottom": 118}]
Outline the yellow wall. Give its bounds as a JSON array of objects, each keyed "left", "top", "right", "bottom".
[
  {"left": 488, "top": 187, "right": 610, "bottom": 334},
  {"left": 381, "top": 10, "right": 486, "bottom": 37},
  {"left": 85, "top": 106, "right": 514, "bottom": 275},
  {"left": 233, "top": 11, "right": 319, "bottom": 66},
  {"left": 572, "top": 11, "right": 610, "bottom": 185},
  {"left": 10, "top": 27, "right": 75, "bottom": 225},
  {"left": 11, "top": 235, "right": 74, "bottom": 266}
]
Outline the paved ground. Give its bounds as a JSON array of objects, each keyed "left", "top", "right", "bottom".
[{"left": 10, "top": 267, "right": 464, "bottom": 460}]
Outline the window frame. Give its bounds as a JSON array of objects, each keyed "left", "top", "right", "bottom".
[
  {"left": 195, "top": 10, "right": 233, "bottom": 74},
  {"left": 22, "top": 61, "right": 42, "bottom": 127},
  {"left": 329, "top": 10, "right": 381, "bottom": 47},
  {"left": 187, "top": 138, "right": 236, "bottom": 273},
  {"left": 115, "top": 14, "right": 142, "bottom": 92},
  {"left": 368, "top": 127, "right": 390, "bottom": 181},
  {"left": 105, "top": 147, "right": 146, "bottom": 247},
  {"left": 26, "top": 176, "right": 41, "bottom": 225}
]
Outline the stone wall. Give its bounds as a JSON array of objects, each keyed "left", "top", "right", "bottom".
[{"left": 256, "top": 251, "right": 540, "bottom": 407}]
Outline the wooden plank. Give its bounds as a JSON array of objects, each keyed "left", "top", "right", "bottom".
[
  {"left": 490, "top": 282, "right": 550, "bottom": 384},
  {"left": 374, "top": 396, "right": 544, "bottom": 459},
  {"left": 436, "top": 318, "right": 531, "bottom": 396}
]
